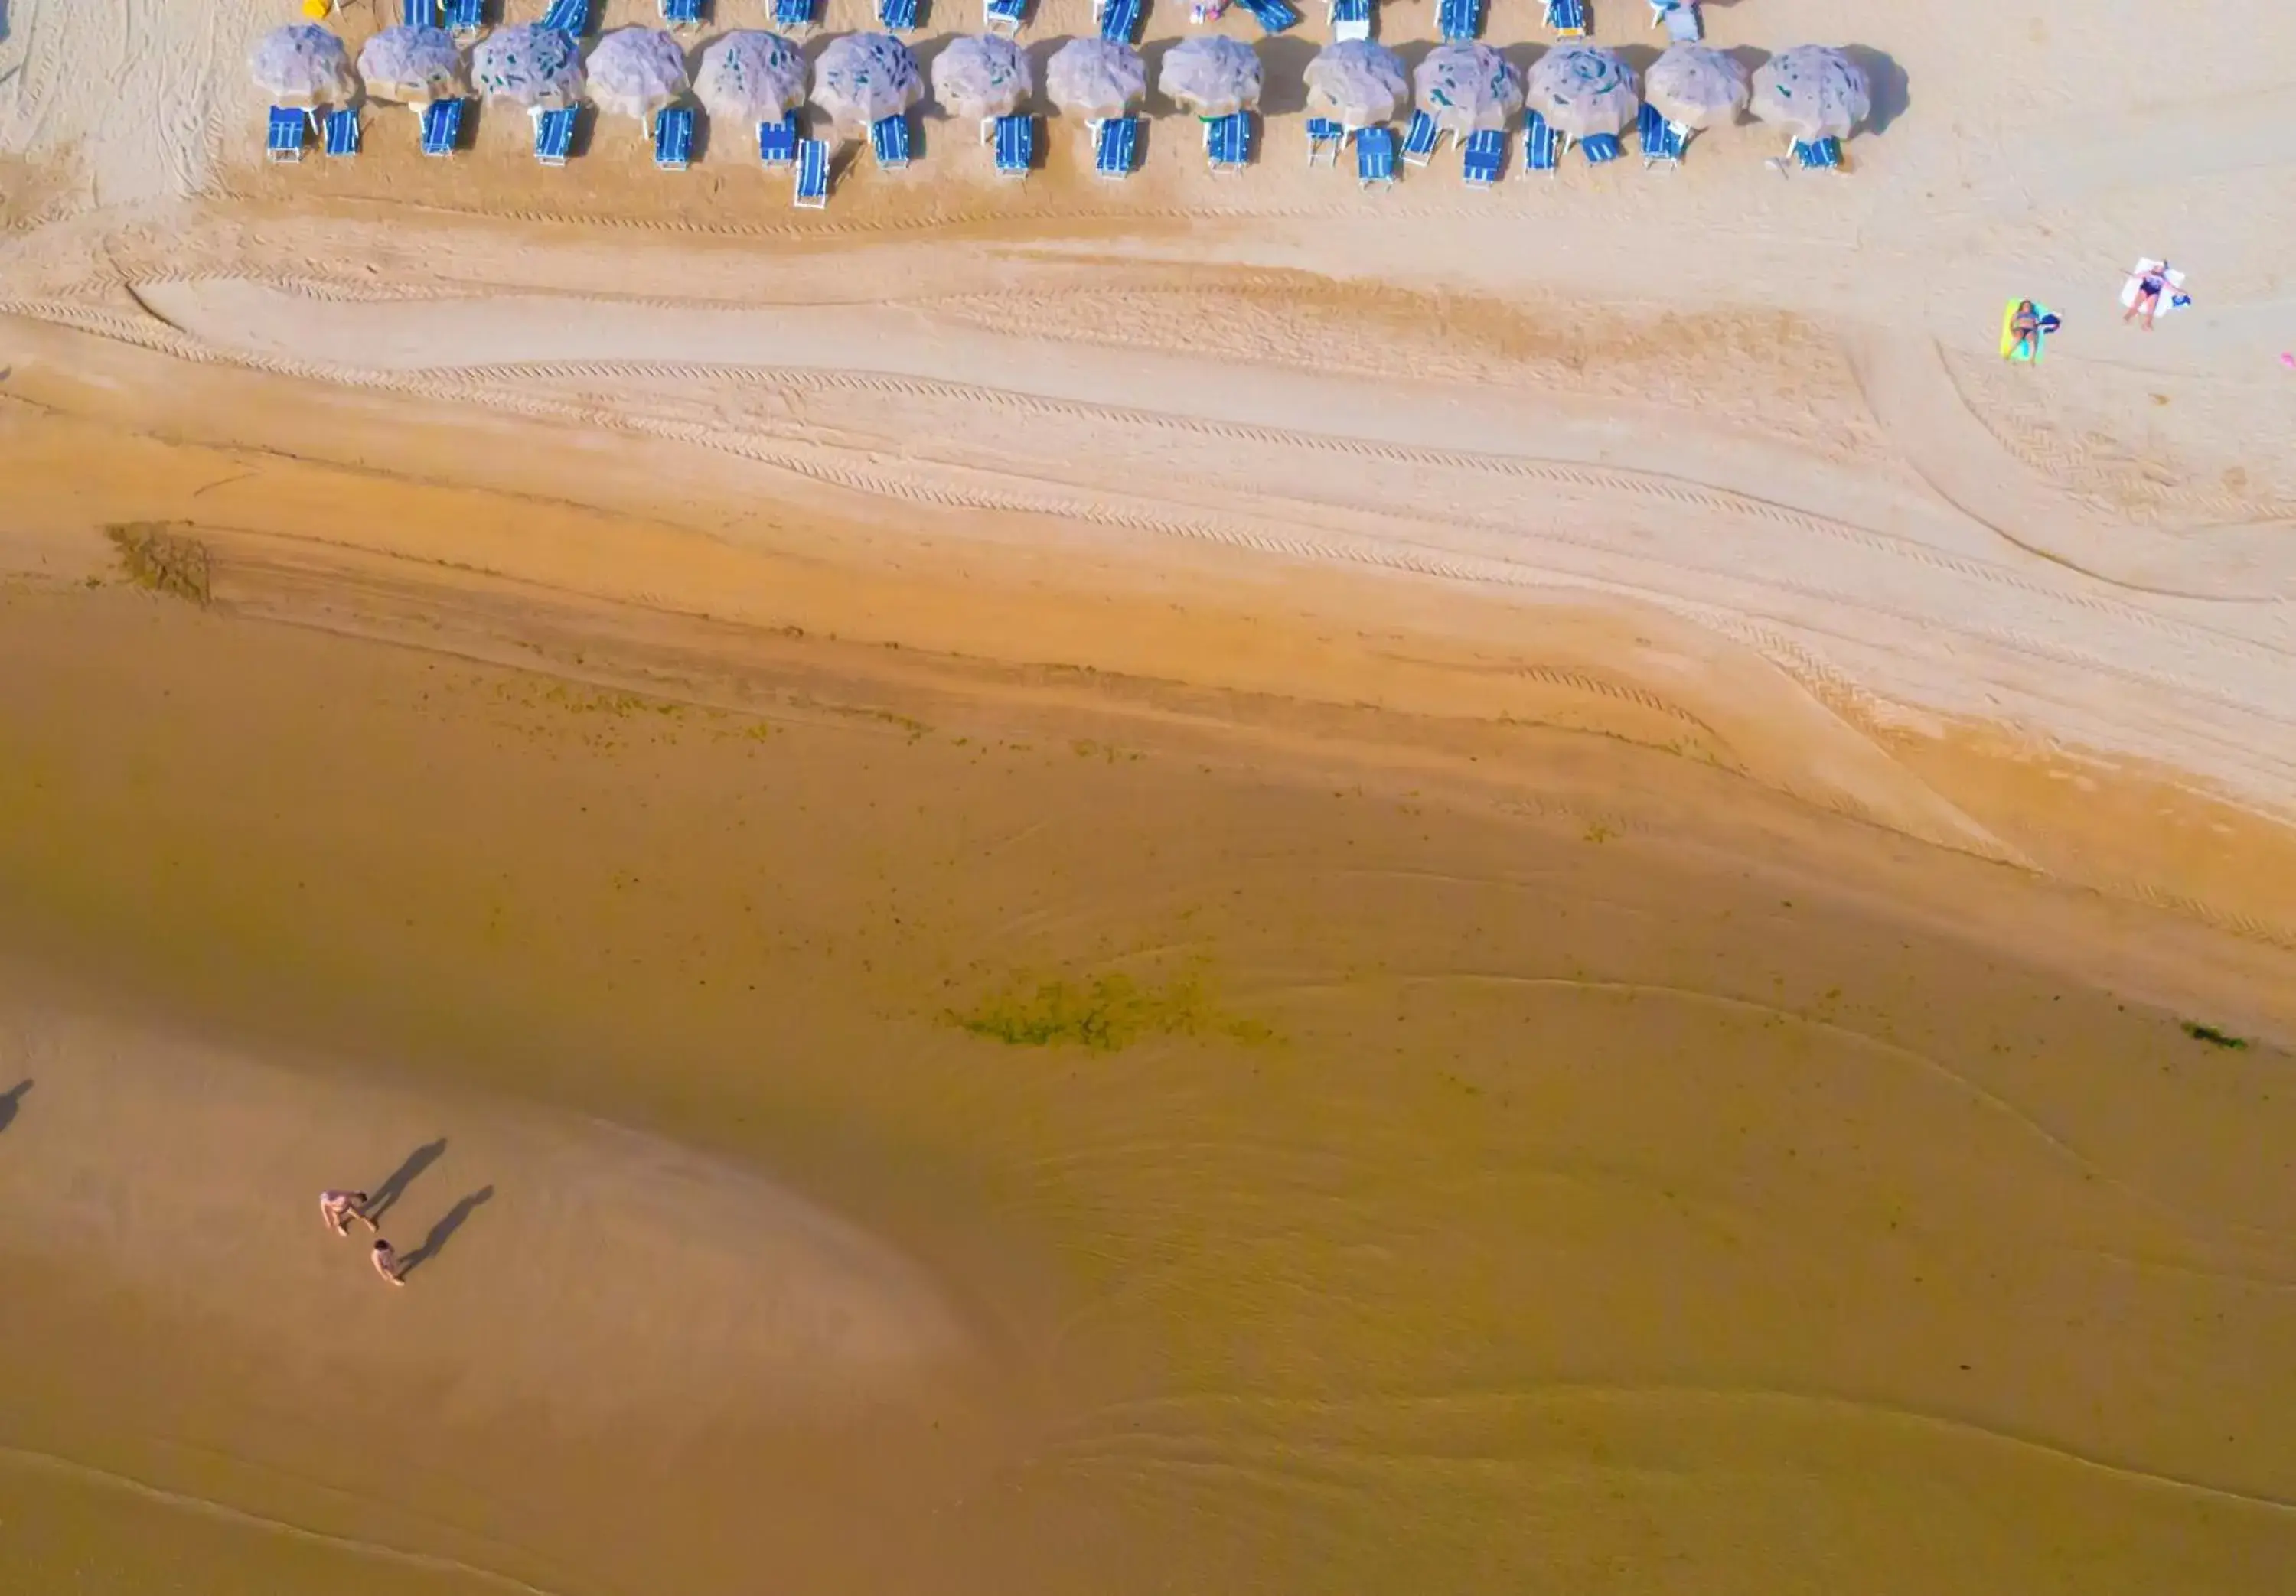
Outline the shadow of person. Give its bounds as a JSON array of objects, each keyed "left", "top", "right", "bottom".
[
  {"left": 366, "top": 1138, "right": 448, "bottom": 1223},
  {"left": 0, "top": 1080, "right": 30, "bottom": 1135},
  {"left": 398, "top": 1186, "right": 495, "bottom": 1278}
]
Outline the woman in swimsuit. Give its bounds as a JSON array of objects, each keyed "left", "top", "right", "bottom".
[
  {"left": 319, "top": 1189, "right": 376, "bottom": 1236},
  {"left": 371, "top": 1238, "right": 406, "bottom": 1285},
  {"left": 2010, "top": 300, "right": 2041, "bottom": 360},
  {"left": 2125, "top": 265, "right": 2169, "bottom": 330}
]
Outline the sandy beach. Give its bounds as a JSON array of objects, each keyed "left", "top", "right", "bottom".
[{"left": 5, "top": 0, "right": 2296, "bottom": 1589}]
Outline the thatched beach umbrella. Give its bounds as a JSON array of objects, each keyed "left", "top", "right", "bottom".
[
  {"left": 695, "top": 31, "right": 806, "bottom": 127},
  {"left": 1411, "top": 43, "right": 1521, "bottom": 138},
  {"left": 931, "top": 35, "right": 1031, "bottom": 123},
  {"left": 1304, "top": 40, "right": 1406, "bottom": 131},
  {"left": 473, "top": 24, "right": 586, "bottom": 110},
  {"left": 250, "top": 24, "right": 360, "bottom": 109},
  {"left": 811, "top": 34, "right": 923, "bottom": 135},
  {"left": 588, "top": 28, "right": 689, "bottom": 122},
  {"left": 1749, "top": 45, "right": 1870, "bottom": 141},
  {"left": 1045, "top": 37, "right": 1145, "bottom": 122},
  {"left": 357, "top": 25, "right": 466, "bottom": 107},
  {"left": 1159, "top": 36, "right": 1261, "bottom": 119},
  {"left": 1525, "top": 44, "right": 1639, "bottom": 140},
  {"left": 1643, "top": 42, "right": 1747, "bottom": 131}
]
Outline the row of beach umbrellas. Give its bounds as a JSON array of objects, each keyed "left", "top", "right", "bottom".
[{"left": 253, "top": 24, "right": 1873, "bottom": 143}]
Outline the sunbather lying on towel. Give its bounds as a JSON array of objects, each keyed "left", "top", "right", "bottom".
[{"left": 2125, "top": 263, "right": 2171, "bottom": 330}]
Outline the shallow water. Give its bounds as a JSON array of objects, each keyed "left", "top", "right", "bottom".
[{"left": 2, "top": 590, "right": 2291, "bottom": 1595}]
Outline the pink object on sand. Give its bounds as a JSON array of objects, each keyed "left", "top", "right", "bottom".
[{"left": 2281, "top": 352, "right": 2295, "bottom": 370}]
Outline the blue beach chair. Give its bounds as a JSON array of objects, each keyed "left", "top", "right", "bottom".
[
  {"left": 322, "top": 106, "right": 360, "bottom": 158},
  {"left": 1236, "top": 0, "right": 1300, "bottom": 31},
  {"left": 443, "top": 0, "right": 484, "bottom": 35},
  {"left": 993, "top": 113, "right": 1034, "bottom": 176},
  {"left": 985, "top": 0, "right": 1027, "bottom": 33},
  {"left": 654, "top": 106, "right": 694, "bottom": 168},
  {"left": 661, "top": 0, "right": 703, "bottom": 23},
  {"left": 1460, "top": 126, "right": 1504, "bottom": 185},
  {"left": 402, "top": 0, "right": 435, "bottom": 23},
  {"left": 1306, "top": 116, "right": 1344, "bottom": 165},
  {"left": 1580, "top": 131, "right": 1621, "bottom": 164},
  {"left": 1521, "top": 109, "right": 1558, "bottom": 174},
  {"left": 266, "top": 106, "right": 307, "bottom": 163},
  {"left": 420, "top": 98, "right": 465, "bottom": 156},
  {"left": 1638, "top": 103, "right": 1687, "bottom": 167},
  {"left": 775, "top": 0, "right": 818, "bottom": 26},
  {"left": 793, "top": 137, "right": 830, "bottom": 205},
  {"left": 870, "top": 113, "right": 912, "bottom": 168},
  {"left": 1094, "top": 114, "right": 1139, "bottom": 178},
  {"left": 1791, "top": 135, "right": 1843, "bottom": 171},
  {"left": 1437, "top": 0, "right": 1481, "bottom": 40},
  {"left": 540, "top": 0, "right": 591, "bottom": 33},
  {"left": 1098, "top": 0, "right": 1141, "bottom": 42},
  {"left": 758, "top": 112, "right": 799, "bottom": 165},
  {"left": 1400, "top": 107, "right": 1440, "bottom": 166},
  {"left": 533, "top": 106, "right": 576, "bottom": 164},
  {"left": 1205, "top": 111, "right": 1251, "bottom": 171},
  {"left": 1353, "top": 125, "right": 1395, "bottom": 188},
  {"left": 1545, "top": 0, "right": 1587, "bottom": 35},
  {"left": 878, "top": 0, "right": 920, "bottom": 30},
  {"left": 1329, "top": 0, "right": 1370, "bottom": 39}
]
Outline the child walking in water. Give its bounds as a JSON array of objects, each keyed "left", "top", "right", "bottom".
[
  {"left": 371, "top": 1238, "right": 406, "bottom": 1286},
  {"left": 319, "top": 1189, "right": 377, "bottom": 1236}
]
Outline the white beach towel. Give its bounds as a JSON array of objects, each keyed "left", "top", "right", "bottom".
[{"left": 2121, "top": 259, "right": 2191, "bottom": 314}]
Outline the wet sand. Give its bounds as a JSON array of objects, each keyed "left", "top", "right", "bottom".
[{"left": 2, "top": 564, "right": 2293, "bottom": 1594}]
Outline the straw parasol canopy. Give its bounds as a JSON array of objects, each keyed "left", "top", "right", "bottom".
[
  {"left": 811, "top": 34, "right": 923, "bottom": 135},
  {"left": 1643, "top": 41, "right": 1747, "bottom": 131},
  {"left": 357, "top": 25, "right": 466, "bottom": 107},
  {"left": 1748, "top": 44, "right": 1870, "bottom": 141},
  {"left": 588, "top": 28, "right": 689, "bottom": 122},
  {"left": 472, "top": 24, "right": 586, "bottom": 110},
  {"left": 250, "top": 24, "right": 360, "bottom": 109},
  {"left": 1159, "top": 36, "right": 1261, "bottom": 119},
  {"left": 931, "top": 34, "right": 1032, "bottom": 122},
  {"left": 1045, "top": 37, "right": 1146, "bottom": 121},
  {"left": 695, "top": 31, "right": 806, "bottom": 125},
  {"left": 1411, "top": 43, "right": 1521, "bottom": 137},
  {"left": 1525, "top": 44, "right": 1639, "bottom": 139},
  {"left": 1303, "top": 40, "right": 1406, "bottom": 130}
]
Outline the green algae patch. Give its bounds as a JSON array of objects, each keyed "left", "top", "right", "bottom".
[{"left": 951, "top": 970, "right": 1274, "bottom": 1052}]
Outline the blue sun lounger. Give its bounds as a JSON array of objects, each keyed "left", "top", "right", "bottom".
[
  {"left": 984, "top": 0, "right": 1027, "bottom": 32},
  {"left": 540, "top": 0, "right": 591, "bottom": 33},
  {"left": 322, "top": 106, "right": 360, "bottom": 158},
  {"left": 1237, "top": 0, "right": 1300, "bottom": 31},
  {"left": 793, "top": 137, "right": 830, "bottom": 205},
  {"left": 1437, "top": 0, "right": 1481, "bottom": 39},
  {"left": 402, "top": 0, "right": 434, "bottom": 23},
  {"left": 1353, "top": 125, "right": 1395, "bottom": 188},
  {"left": 1205, "top": 111, "right": 1251, "bottom": 171},
  {"left": 1580, "top": 131, "right": 1621, "bottom": 164},
  {"left": 1097, "top": 0, "right": 1141, "bottom": 42},
  {"left": 443, "top": 0, "right": 484, "bottom": 34},
  {"left": 654, "top": 106, "right": 694, "bottom": 168},
  {"left": 1400, "top": 107, "right": 1442, "bottom": 166},
  {"left": 1329, "top": 0, "right": 1371, "bottom": 39},
  {"left": 993, "top": 113, "right": 1034, "bottom": 177},
  {"left": 870, "top": 113, "right": 912, "bottom": 169},
  {"left": 878, "top": 0, "right": 920, "bottom": 30},
  {"left": 1791, "top": 135, "right": 1843, "bottom": 171},
  {"left": 1545, "top": 0, "right": 1587, "bottom": 35},
  {"left": 1306, "top": 116, "right": 1344, "bottom": 164},
  {"left": 533, "top": 106, "right": 576, "bottom": 164},
  {"left": 266, "top": 106, "right": 306, "bottom": 163},
  {"left": 1460, "top": 126, "right": 1504, "bottom": 185},
  {"left": 661, "top": 0, "right": 703, "bottom": 23},
  {"left": 1521, "top": 109, "right": 1558, "bottom": 174},
  {"left": 775, "top": 0, "right": 817, "bottom": 26},
  {"left": 1637, "top": 103, "right": 1686, "bottom": 167},
  {"left": 420, "top": 98, "right": 465, "bottom": 155},
  {"left": 758, "top": 112, "right": 799, "bottom": 165},
  {"left": 1094, "top": 114, "right": 1139, "bottom": 178}
]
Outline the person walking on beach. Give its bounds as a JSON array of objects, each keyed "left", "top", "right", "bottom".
[
  {"left": 320, "top": 1189, "right": 377, "bottom": 1236},
  {"left": 371, "top": 1238, "right": 406, "bottom": 1286}
]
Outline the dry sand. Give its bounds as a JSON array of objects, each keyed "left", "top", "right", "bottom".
[{"left": 3, "top": 0, "right": 2296, "bottom": 1589}]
